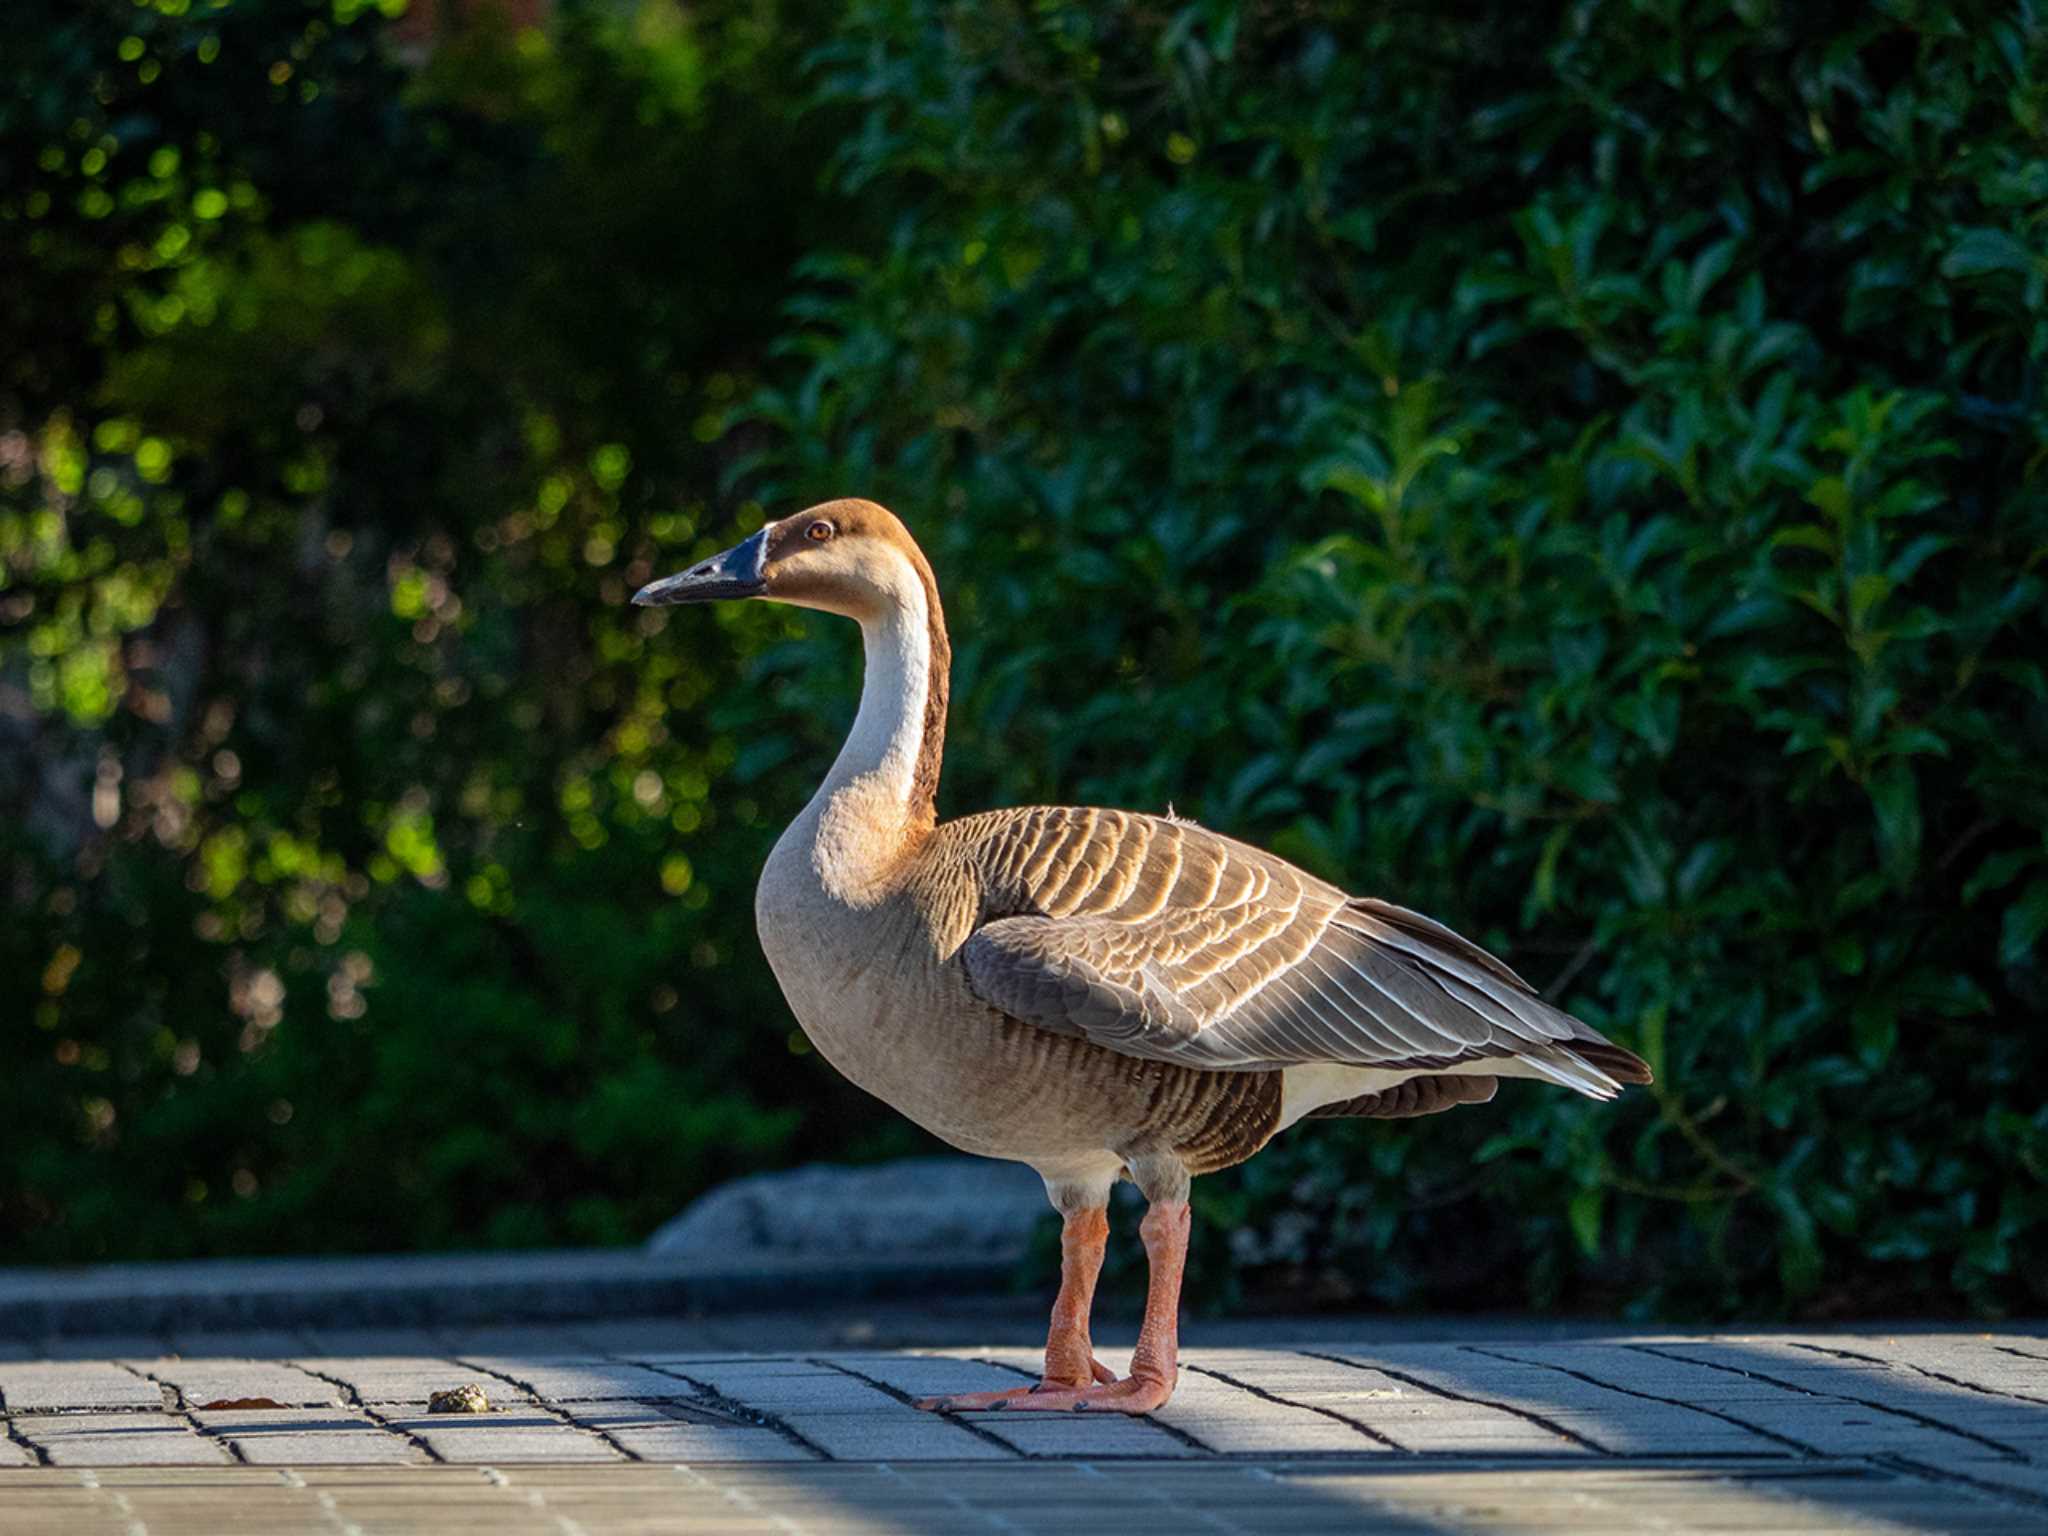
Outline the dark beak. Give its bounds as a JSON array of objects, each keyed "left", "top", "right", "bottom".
[{"left": 632, "top": 528, "right": 768, "bottom": 606}]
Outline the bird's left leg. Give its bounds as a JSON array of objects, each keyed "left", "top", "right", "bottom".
[
  {"left": 916, "top": 1201, "right": 1115, "bottom": 1412},
  {"left": 976, "top": 1193, "right": 1187, "bottom": 1413},
  {"left": 934, "top": 1154, "right": 1191, "bottom": 1416}
]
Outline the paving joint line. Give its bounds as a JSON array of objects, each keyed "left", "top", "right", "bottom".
[
  {"left": 1459, "top": 1344, "right": 1817, "bottom": 1458},
  {"left": 1786, "top": 1338, "right": 2048, "bottom": 1408},
  {"left": 1182, "top": 1361, "right": 1406, "bottom": 1452},
  {"left": 75, "top": 1469, "right": 150, "bottom": 1536},
  {"left": 967, "top": 1354, "right": 1217, "bottom": 1456},
  {"left": 481, "top": 1465, "right": 593, "bottom": 1536},
  {"left": 284, "top": 1359, "right": 443, "bottom": 1464},
  {"left": 113, "top": 1358, "right": 249, "bottom": 1465},
  {"left": 810, "top": 1357, "right": 1025, "bottom": 1458},
  {"left": 1868, "top": 1452, "right": 2048, "bottom": 1513},
  {"left": 1627, "top": 1343, "right": 2027, "bottom": 1460},
  {"left": 1073, "top": 1458, "right": 1259, "bottom": 1536},
  {"left": 673, "top": 1460, "right": 810, "bottom": 1534},
  {"left": 1295, "top": 1348, "right": 1613, "bottom": 1455},
  {"left": 0, "top": 1384, "right": 50, "bottom": 1467},
  {"left": 449, "top": 1356, "right": 632, "bottom": 1460},
  {"left": 622, "top": 1359, "right": 829, "bottom": 1461},
  {"left": 1993, "top": 1344, "right": 2048, "bottom": 1364},
  {"left": 873, "top": 1461, "right": 1029, "bottom": 1534}
]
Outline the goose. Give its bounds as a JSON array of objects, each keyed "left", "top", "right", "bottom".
[{"left": 634, "top": 499, "right": 1650, "bottom": 1415}]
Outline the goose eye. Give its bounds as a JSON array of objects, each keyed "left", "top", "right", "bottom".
[{"left": 805, "top": 520, "right": 835, "bottom": 542}]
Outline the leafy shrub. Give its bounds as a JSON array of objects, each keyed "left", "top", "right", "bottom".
[
  {"left": 742, "top": 0, "right": 2048, "bottom": 1314},
  {"left": 0, "top": 0, "right": 893, "bottom": 1262},
  {"left": 5, "top": 0, "right": 2042, "bottom": 1316}
]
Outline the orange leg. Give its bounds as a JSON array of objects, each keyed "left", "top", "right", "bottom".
[
  {"left": 916, "top": 1206, "right": 1114, "bottom": 1412},
  {"left": 924, "top": 1200, "right": 1190, "bottom": 1416}
]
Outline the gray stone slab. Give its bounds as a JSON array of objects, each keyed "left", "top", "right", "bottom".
[
  {"left": 670, "top": 1359, "right": 1012, "bottom": 1461},
  {"left": 122, "top": 1355, "right": 341, "bottom": 1409},
  {"left": 1639, "top": 1340, "right": 2041, "bottom": 1465},
  {"left": 1456, "top": 1343, "right": 1803, "bottom": 1455},
  {"left": 1171, "top": 1355, "right": 1396, "bottom": 1454},
  {"left": 14, "top": 1412, "right": 232, "bottom": 1466},
  {"left": 955, "top": 1348, "right": 1217, "bottom": 1458},
  {"left": 558, "top": 1400, "right": 819, "bottom": 1461},
  {"left": 380, "top": 1409, "right": 622, "bottom": 1463},
  {"left": 0, "top": 1360, "right": 162, "bottom": 1411},
  {"left": 188, "top": 1406, "right": 427, "bottom": 1464},
  {"left": 456, "top": 1356, "right": 703, "bottom": 1401},
  {"left": 1239, "top": 1348, "right": 1593, "bottom": 1454},
  {"left": 0, "top": 1458, "right": 2030, "bottom": 1535},
  {"left": 829, "top": 1351, "right": 1200, "bottom": 1458},
  {"left": 0, "top": 1436, "right": 31, "bottom": 1466},
  {"left": 1942, "top": 1459, "right": 2048, "bottom": 1503},
  {"left": 286, "top": 1355, "right": 485, "bottom": 1406},
  {"left": 1841, "top": 1333, "right": 2048, "bottom": 1400}
]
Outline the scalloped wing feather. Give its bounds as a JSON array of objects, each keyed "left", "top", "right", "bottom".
[{"left": 953, "top": 807, "right": 1650, "bottom": 1099}]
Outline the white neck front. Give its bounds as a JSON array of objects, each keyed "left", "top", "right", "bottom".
[
  {"left": 791, "top": 566, "right": 938, "bottom": 900},
  {"left": 822, "top": 592, "right": 931, "bottom": 808}
]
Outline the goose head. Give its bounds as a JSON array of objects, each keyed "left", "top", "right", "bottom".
[{"left": 631, "top": 498, "right": 931, "bottom": 622}]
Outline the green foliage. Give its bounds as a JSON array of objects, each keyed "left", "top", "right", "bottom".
[
  {"left": 1, "top": 0, "right": 894, "bottom": 1261},
  {"left": 744, "top": 0, "right": 2048, "bottom": 1314},
  {"left": 4, "top": 0, "right": 2044, "bottom": 1317}
]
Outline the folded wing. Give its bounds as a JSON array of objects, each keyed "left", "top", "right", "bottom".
[{"left": 956, "top": 807, "right": 1650, "bottom": 1100}]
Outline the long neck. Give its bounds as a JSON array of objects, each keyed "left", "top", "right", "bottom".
[{"left": 805, "top": 556, "right": 950, "bottom": 883}]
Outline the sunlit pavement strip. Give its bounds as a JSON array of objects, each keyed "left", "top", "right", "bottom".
[{"left": 0, "top": 1324, "right": 2042, "bottom": 1532}]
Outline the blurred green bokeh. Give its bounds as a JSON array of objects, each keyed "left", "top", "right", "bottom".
[{"left": 3, "top": 0, "right": 2043, "bottom": 1318}]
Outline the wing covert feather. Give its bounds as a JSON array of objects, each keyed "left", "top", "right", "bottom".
[{"left": 951, "top": 807, "right": 1649, "bottom": 1096}]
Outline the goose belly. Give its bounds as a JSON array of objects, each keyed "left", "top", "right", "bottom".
[{"left": 759, "top": 914, "right": 1282, "bottom": 1171}]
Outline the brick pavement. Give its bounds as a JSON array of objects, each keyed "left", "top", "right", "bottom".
[{"left": 0, "top": 1319, "right": 2040, "bottom": 1532}]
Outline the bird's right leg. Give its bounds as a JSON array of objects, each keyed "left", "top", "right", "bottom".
[{"left": 915, "top": 1205, "right": 1112, "bottom": 1411}]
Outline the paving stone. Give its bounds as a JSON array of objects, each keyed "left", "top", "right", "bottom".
[
  {"left": 0, "top": 1361, "right": 162, "bottom": 1412},
  {"left": 834, "top": 1351, "right": 1201, "bottom": 1458},
  {"left": 1837, "top": 1334, "right": 2048, "bottom": 1401},
  {"left": 558, "top": 1399, "right": 819, "bottom": 1461},
  {"left": 13, "top": 1412, "right": 232, "bottom": 1466},
  {"left": 188, "top": 1405, "right": 426, "bottom": 1464},
  {"left": 1458, "top": 1344, "right": 1803, "bottom": 1455},
  {"left": 380, "top": 1409, "right": 622, "bottom": 1463},
  {"left": 285, "top": 1354, "right": 483, "bottom": 1406},
  {"left": 1637, "top": 1340, "right": 2041, "bottom": 1466},
  {"left": 1235, "top": 1348, "right": 1594, "bottom": 1454},
  {"left": 670, "top": 1359, "right": 1013, "bottom": 1461},
  {"left": 0, "top": 1455, "right": 2038, "bottom": 1534},
  {"left": 1172, "top": 1354, "right": 1396, "bottom": 1454},
  {"left": 1941, "top": 1459, "right": 2048, "bottom": 1503},
  {"left": 959, "top": 1347, "right": 1222, "bottom": 1458},
  {"left": 454, "top": 1355, "right": 702, "bottom": 1401},
  {"left": 0, "top": 1438, "right": 30, "bottom": 1467},
  {"left": 123, "top": 1354, "right": 341, "bottom": 1409}
]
